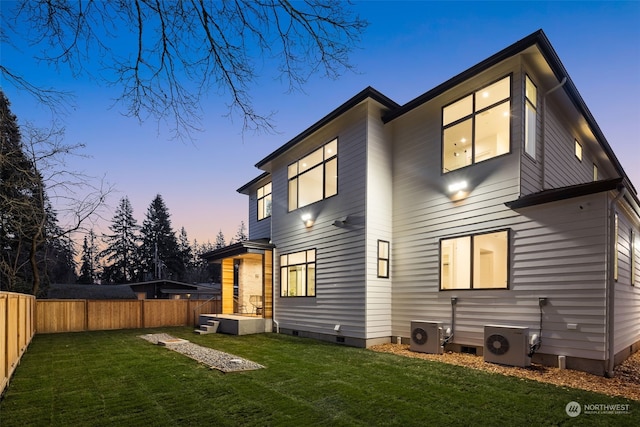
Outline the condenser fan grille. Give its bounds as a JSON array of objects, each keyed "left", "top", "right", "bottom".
[
  {"left": 486, "top": 334, "right": 510, "bottom": 355},
  {"left": 411, "top": 327, "right": 428, "bottom": 345}
]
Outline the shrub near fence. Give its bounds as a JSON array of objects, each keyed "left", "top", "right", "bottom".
[
  {"left": 36, "top": 299, "right": 221, "bottom": 334},
  {"left": 1, "top": 292, "right": 36, "bottom": 396}
]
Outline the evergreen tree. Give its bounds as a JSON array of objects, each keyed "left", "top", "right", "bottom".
[
  {"left": 139, "top": 194, "right": 182, "bottom": 280},
  {"left": 78, "top": 230, "right": 99, "bottom": 284},
  {"left": 77, "top": 235, "right": 92, "bottom": 284},
  {"left": 0, "top": 90, "right": 46, "bottom": 293},
  {"left": 190, "top": 240, "right": 218, "bottom": 283},
  {"left": 45, "top": 233, "right": 77, "bottom": 285},
  {"left": 231, "top": 221, "right": 248, "bottom": 244},
  {"left": 39, "top": 206, "right": 77, "bottom": 288},
  {"left": 214, "top": 230, "right": 226, "bottom": 249},
  {"left": 101, "top": 197, "right": 139, "bottom": 284},
  {"left": 177, "top": 227, "right": 193, "bottom": 281}
]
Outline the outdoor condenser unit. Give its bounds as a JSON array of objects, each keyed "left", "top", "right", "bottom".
[
  {"left": 483, "top": 325, "right": 531, "bottom": 367},
  {"left": 410, "top": 321, "right": 443, "bottom": 354}
]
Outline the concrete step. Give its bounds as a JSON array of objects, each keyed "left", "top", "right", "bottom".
[{"left": 194, "top": 320, "right": 220, "bottom": 335}]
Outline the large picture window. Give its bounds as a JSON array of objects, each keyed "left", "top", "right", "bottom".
[
  {"left": 440, "top": 230, "right": 509, "bottom": 290},
  {"left": 288, "top": 139, "right": 338, "bottom": 211},
  {"left": 442, "top": 76, "right": 511, "bottom": 173},
  {"left": 257, "top": 182, "right": 272, "bottom": 220},
  {"left": 280, "top": 249, "right": 316, "bottom": 297}
]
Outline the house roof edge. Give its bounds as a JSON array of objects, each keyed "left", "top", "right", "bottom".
[
  {"left": 254, "top": 86, "right": 399, "bottom": 169},
  {"left": 504, "top": 178, "right": 623, "bottom": 209}
]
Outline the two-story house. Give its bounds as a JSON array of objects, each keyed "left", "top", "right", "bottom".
[{"left": 202, "top": 30, "right": 640, "bottom": 376}]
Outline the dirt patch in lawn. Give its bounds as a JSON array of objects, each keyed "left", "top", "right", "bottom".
[{"left": 370, "top": 344, "right": 640, "bottom": 402}]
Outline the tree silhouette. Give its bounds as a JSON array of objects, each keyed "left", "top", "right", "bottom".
[
  {"left": 101, "top": 197, "right": 139, "bottom": 284},
  {"left": 2, "top": 1, "right": 367, "bottom": 140}
]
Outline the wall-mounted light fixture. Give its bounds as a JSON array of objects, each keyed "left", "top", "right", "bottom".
[
  {"left": 332, "top": 216, "right": 349, "bottom": 227},
  {"left": 448, "top": 181, "right": 468, "bottom": 193},
  {"left": 301, "top": 213, "right": 314, "bottom": 228},
  {"left": 447, "top": 180, "right": 469, "bottom": 201}
]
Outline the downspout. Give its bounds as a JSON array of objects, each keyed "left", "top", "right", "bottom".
[
  {"left": 270, "top": 218, "right": 279, "bottom": 333},
  {"left": 606, "top": 186, "right": 626, "bottom": 377},
  {"left": 540, "top": 77, "right": 567, "bottom": 190},
  {"left": 272, "top": 247, "right": 279, "bottom": 333}
]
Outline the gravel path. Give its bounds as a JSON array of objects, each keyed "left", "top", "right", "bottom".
[
  {"left": 139, "top": 333, "right": 264, "bottom": 373},
  {"left": 370, "top": 343, "right": 640, "bottom": 401}
]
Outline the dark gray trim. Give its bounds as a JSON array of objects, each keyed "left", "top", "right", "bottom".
[
  {"left": 505, "top": 178, "right": 623, "bottom": 209},
  {"left": 255, "top": 87, "right": 399, "bottom": 168},
  {"left": 200, "top": 239, "right": 274, "bottom": 262},
  {"left": 237, "top": 171, "right": 270, "bottom": 194}
]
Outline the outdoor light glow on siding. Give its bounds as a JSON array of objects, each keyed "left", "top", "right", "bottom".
[
  {"left": 448, "top": 181, "right": 468, "bottom": 193},
  {"left": 301, "top": 213, "right": 314, "bottom": 228}
]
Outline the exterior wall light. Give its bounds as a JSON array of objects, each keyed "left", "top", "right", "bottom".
[
  {"left": 448, "top": 181, "right": 468, "bottom": 193},
  {"left": 301, "top": 213, "right": 314, "bottom": 228},
  {"left": 447, "top": 180, "right": 469, "bottom": 201}
]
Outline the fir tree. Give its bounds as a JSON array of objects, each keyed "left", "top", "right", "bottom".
[
  {"left": 177, "top": 227, "right": 193, "bottom": 281},
  {"left": 78, "top": 230, "right": 99, "bottom": 284},
  {"left": 231, "top": 221, "right": 248, "bottom": 244},
  {"left": 101, "top": 197, "right": 139, "bottom": 283},
  {"left": 139, "top": 194, "right": 182, "bottom": 280},
  {"left": 214, "top": 230, "right": 226, "bottom": 249}
]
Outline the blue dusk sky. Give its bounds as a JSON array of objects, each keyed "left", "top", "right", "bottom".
[{"left": 2, "top": 1, "right": 639, "bottom": 245}]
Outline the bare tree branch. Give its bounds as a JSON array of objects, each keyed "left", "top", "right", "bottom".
[{"left": 2, "top": 0, "right": 367, "bottom": 140}]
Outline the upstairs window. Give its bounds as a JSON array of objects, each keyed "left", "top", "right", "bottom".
[
  {"left": 257, "top": 182, "right": 272, "bottom": 220},
  {"left": 288, "top": 139, "right": 338, "bottom": 211},
  {"left": 440, "top": 230, "right": 509, "bottom": 290},
  {"left": 442, "top": 76, "right": 511, "bottom": 173},
  {"left": 575, "top": 139, "right": 583, "bottom": 161},
  {"left": 593, "top": 164, "right": 598, "bottom": 181},
  {"left": 280, "top": 249, "right": 316, "bottom": 297},
  {"left": 524, "top": 75, "right": 537, "bottom": 159}
]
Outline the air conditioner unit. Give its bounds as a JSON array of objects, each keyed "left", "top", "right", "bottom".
[
  {"left": 410, "top": 321, "right": 443, "bottom": 354},
  {"left": 484, "top": 325, "right": 531, "bottom": 367}
]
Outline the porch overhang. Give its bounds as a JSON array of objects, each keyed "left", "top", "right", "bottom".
[{"left": 200, "top": 239, "right": 274, "bottom": 264}]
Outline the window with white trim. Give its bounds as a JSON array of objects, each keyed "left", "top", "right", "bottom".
[
  {"left": 288, "top": 139, "right": 337, "bottom": 211},
  {"left": 442, "top": 75, "right": 511, "bottom": 173},
  {"left": 280, "top": 249, "right": 316, "bottom": 297},
  {"left": 440, "top": 230, "right": 509, "bottom": 290},
  {"left": 257, "top": 182, "right": 272, "bottom": 220}
]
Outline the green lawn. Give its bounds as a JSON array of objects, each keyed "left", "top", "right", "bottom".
[{"left": 1, "top": 327, "right": 638, "bottom": 426}]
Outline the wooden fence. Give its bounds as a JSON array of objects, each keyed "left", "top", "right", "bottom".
[
  {"left": 1, "top": 296, "right": 219, "bottom": 395},
  {"left": 36, "top": 299, "right": 221, "bottom": 333},
  {"left": 1, "top": 292, "right": 36, "bottom": 396}
]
